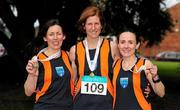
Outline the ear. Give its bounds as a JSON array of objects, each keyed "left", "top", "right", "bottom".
[
  {"left": 136, "top": 42, "right": 140, "bottom": 49},
  {"left": 83, "top": 24, "right": 86, "bottom": 30},
  {"left": 43, "top": 37, "right": 47, "bottom": 42},
  {"left": 63, "top": 35, "right": 66, "bottom": 40}
]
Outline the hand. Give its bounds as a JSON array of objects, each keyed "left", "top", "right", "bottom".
[
  {"left": 144, "top": 83, "right": 151, "bottom": 98},
  {"left": 26, "top": 60, "right": 38, "bottom": 76},
  {"left": 74, "top": 86, "right": 78, "bottom": 96},
  {"left": 145, "top": 65, "right": 158, "bottom": 78}
]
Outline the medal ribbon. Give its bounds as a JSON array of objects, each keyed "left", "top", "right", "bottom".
[
  {"left": 85, "top": 37, "right": 101, "bottom": 72},
  {"left": 32, "top": 47, "right": 61, "bottom": 62}
]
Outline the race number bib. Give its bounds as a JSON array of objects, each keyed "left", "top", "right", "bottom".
[{"left": 81, "top": 76, "right": 107, "bottom": 95}]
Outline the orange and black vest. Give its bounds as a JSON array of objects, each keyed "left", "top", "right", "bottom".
[
  {"left": 34, "top": 50, "right": 74, "bottom": 110},
  {"left": 113, "top": 58, "right": 151, "bottom": 110},
  {"left": 73, "top": 38, "right": 114, "bottom": 110}
]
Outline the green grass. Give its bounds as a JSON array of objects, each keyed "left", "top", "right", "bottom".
[{"left": 152, "top": 60, "right": 180, "bottom": 78}]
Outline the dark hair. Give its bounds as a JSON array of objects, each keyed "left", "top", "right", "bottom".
[
  {"left": 35, "top": 19, "right": 64, "bottom": 51},
  {"left": 38, "top": 19, "right": 64, "bottom": 38},
  {"left": 77, "top": 5, "right": 105, "bottom": 34},
  {"left": 117, "top": 27, "right": 140, "bottom": 44}
]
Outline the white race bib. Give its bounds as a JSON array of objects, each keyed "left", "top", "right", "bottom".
[{"left": 81, "top": 76, "right": 107, "bottom": 95}]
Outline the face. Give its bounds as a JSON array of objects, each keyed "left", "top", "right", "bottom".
[
  {"left": 43, "top": 24, "right": 65, "bottom": 51},
  {"left": 118, "top": 32, "right": 139, "bottom": 58},
  {"left": 84, "top": 15, "right": 102, "bottom": 38}
]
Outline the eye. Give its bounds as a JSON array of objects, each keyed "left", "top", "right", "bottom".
[
  {"left": 95, "top": 22, "right": 100, "bottom": 25},
  {"left": 57, "top": 32, "right": 62, "bottom": 35},
  {"left": 128, "top": 40, "right": 135, "bottom": 44},
  {"left": 87, "top": 22, "right": 92, "bottom": 26},
  {"left": 48, "top": 33, "right": 54, "bottom": 36},
  {"left": 120, "top": 40, "right": 125, "bottom": 44}
]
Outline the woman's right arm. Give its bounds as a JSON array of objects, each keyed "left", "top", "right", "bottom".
[{"left": 24, "top": 59, "right": 38, "bottom": 96}]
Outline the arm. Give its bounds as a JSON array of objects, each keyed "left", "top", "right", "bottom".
[
  {"left": 145, "top": 60, "right": 165, "bottom": 98},
  {"left": 69, "top": 45, "right": 77, "bottom": 84},
  {"left": 24, "top": 58, "right": 38, "bottom": 96},
  {"left": 110, "top": 40, "right": 121, "bottom": 67}
]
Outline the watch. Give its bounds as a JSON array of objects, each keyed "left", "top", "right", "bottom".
[{"left": 152, "top": 75, "right": 161, "bottom": 83}]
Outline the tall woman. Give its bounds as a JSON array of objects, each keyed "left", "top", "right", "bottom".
[
  {"left": 69, "top": 6, "right": 120, "bottom": 110},
  {"left": 24, "top": 19, "right": 74, "bottom": 110}
]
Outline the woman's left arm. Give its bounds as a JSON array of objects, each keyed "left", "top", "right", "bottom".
[
  {"left": 145, "top": 60, "right": 165, "bottom": 98},
  {"left": 110, "top": 40, "right": 120, "bottom": 61}
]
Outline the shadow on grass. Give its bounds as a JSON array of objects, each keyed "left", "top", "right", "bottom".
[
  {"left": 0, "top": 83, "right": 34, "bottom": 110},
  {"left": 151, "top": 78, "right": 180, "bottom": 110}
]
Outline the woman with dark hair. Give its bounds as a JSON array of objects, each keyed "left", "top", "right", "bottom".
[
  {"left": 113, "top": 29, "right": 165, "bottom": 110},
  {"left": 24, "top": 19, "right": 74, "bottom": 110}
]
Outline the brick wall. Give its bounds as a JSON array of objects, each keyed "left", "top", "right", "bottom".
[{"left": 139, "top": 3, "right": 180, "bottom": 57}]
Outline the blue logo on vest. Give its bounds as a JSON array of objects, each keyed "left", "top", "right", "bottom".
[
  {"left": 120, "top": 77, "right": 128, "bottom": 88},
  {"left": 55, "top": 66, "right": 64, "bottom": 77}
]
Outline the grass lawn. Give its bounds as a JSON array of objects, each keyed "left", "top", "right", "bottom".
[{"left": 152, "top": 60, "right": 180, "bottom": 79}]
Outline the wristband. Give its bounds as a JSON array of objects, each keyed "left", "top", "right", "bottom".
[
  {"left": 152, "top": 74, "right": 158, "bottom": 79},
  {"left": 152, "top": 76, "right": 161, "bottom": 83}
]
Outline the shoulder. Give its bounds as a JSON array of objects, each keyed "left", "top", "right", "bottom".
[
  {"left": 110, "top": 40, "right": 118, "bottom": 49},
  {"left": 113, "top": 58, "right": 122, "bottom": 68},
  {"left": 109, "top": 39, "right": 120, "bottom": 60},
  {"left": 69, "top": 45, "right": 75, "bottom": 53},
  {"left": 69, "top": 45, "right": 76, "bottom": 61}
]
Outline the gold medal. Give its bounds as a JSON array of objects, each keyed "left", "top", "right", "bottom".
[{"left": 90, "top": 72, "right": 95, "bottom": 77}]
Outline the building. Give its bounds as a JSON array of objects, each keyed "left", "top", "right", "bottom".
[{"left": 139, "top": 3, "right": 180, "bottom": 57}]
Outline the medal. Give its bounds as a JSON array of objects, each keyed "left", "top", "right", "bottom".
[{"left": 90, "top": 72, "right": 95, "bottom": 77}]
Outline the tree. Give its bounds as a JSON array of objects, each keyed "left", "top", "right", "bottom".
[
  {"left": 104, "top": 0, "right": 173, "bottom": 46},
  {"left": 0, "top": 0, "right": 90, "bottom": 83},
  {"left": 0, "top": 0, "right": 173, "bottom": 83}
]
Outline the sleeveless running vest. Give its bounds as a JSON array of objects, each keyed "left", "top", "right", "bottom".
[
  {"left": 113, "top": 58, "right": 151, "bottom": 110},
  {"left": 73, "top": 38, "right": 114, "bottom": 110},
  {"left": 34, "top": 50, "right": 74, "bottom": 110}
]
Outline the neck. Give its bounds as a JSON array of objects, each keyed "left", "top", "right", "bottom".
[
  {"left": 86, "top": 37, "right": 100, "bottom": 49},
  {"left": 122, "top": 55, "right": 137, "bottom": 70},
  {"left": 45, "top": 47, "right": 60, "bottom": 56},
  {"left": 123, "top": 55, "right": 136, "bottom": 62}
]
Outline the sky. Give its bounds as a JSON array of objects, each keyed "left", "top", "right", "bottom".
[{"left": 162, "top": 0, "right": 180, "bottom": 8}]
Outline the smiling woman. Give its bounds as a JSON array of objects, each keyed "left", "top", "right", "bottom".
[
  {"left": 113, "top": 29, "right": 165, "bottom": 110},
  {"left": 24, "top": 19, "right": 74, "bottom": 110}
]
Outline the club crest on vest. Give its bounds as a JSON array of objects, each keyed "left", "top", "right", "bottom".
[
  {"left": 55, "top": 66, "right": 65, "bottom": 77},
  {"left": 120, "top": 77, "right": 128, "bottom": 88}
]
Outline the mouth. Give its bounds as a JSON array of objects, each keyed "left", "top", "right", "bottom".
[
  {"left": 52, "top": 41, "right": 60, "bottom": 46},
  {"left": 122, "top": 49, "right": 130, "bottom": 53}
]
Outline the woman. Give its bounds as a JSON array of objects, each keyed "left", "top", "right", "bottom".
[
  {"left": 24, "top": 19, "right": 74, "bottom": 110},
  {"left": 69, "top": 6, "right": 120, "bottom": 110},
  {"left": 113, "top": 28, "right": 165, "bottom": 110}
]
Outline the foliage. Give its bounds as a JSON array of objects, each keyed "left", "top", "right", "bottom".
[
  {"left": 0, "top": 0, "right": 174, "bottom": 82},
  {"left": 104, "top": 0, "right": 173, "bottom": 46}
]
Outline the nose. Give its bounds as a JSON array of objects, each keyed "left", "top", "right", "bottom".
[
  {"left": 53, "top": 34, "right": 58, "bottom": 39},
  {"left": 92, "top": 24, "right": 96, "bottom": 30},
  {"left": 124, "top": 43, "right": 129, "bottom": 48},
  {"left": 91, "top": 25, "right": 95, "bottom": 30}
]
